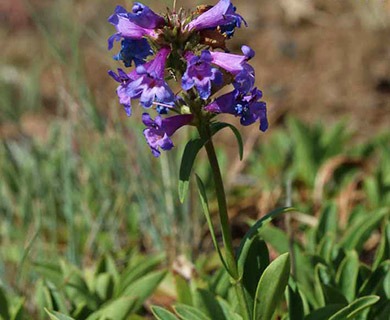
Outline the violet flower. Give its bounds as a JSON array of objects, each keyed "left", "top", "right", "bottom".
[
  {"left": 187, "top": 0, "right": 246, "bottom": 37},
  {"left": 233, "top": 63, "right": 255, "bottom": 93},
  {"left": 142, "top": 113, "right": 193, "bottom": 157},
  {"left": 127, "top": 2, "right": 165, "bottom": 29},
  {"left": 209, "top": 51, "right": 246, "bottom": 74},
  {"left": 132, "top": 47, "right": 175, "bottom": 108},
  {"left": 108, "top": 68, "right": 139, "bottom": 116},
  {"left": 209, "top": 47, "right": 256, "bottom": 93},
  {"left": 107, "top": 5, "right": 160, "bottom": 50},
  {"left": 205, "top": 88, "right": 268, "bottom": 131},
  {"left": 113, "top": 38, "right": 153, "bottom": 67},
  {"left": 182, "top": 51, "right": 223, "bottom": 100}
]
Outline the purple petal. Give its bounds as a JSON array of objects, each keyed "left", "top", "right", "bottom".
[
  {"left": 142, "top": 113, "right": 192, "bottom": 157},
  {"left": 210, "top": 51, "right": 246, "bottom": 74},
  {"left": 182, "top": 50, "right": 222, "bottom": 100},
  {"left": 188, "top": 0, "right": 233, "bottom": 30},
  {"left": 108, "top": 70, "right": 121, "bottom": 83},
  {"left": 205, "top": 88, "right": 268, "bottom": 131},
  {"left": 108, "top": 6, "right": 157, "bottom": 40},
  {"left": 128, "top": 2, "right": 165, "bottom": 29},
  {"left": 107, "top": 33, "right": 122, "bottom": 50},
  {"left": 204, "top": 90, "right": 236, "bottom": 114},
  {"left": 241, "top": 45, "right": 255, "bottom": 59},
  {"left": 159, "top": 134, "right": 174, "bottom": 151},
  {"left": 142, "top": 113, "right": 154, "bottom": 126},
  {"left": 233, "top": 63, "right": 255, "bottom": 93},
  {"left": 123, "top": 105, "right": 132, "bottom": 117},
  {"left": 161, "top": 114, "right": 193, "bottom": 136}
]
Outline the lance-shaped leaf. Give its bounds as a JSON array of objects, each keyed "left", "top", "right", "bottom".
[
  {"left": 328, "top": 295, "right": 380, "bottom": 320},
  {"left": 253, "top": 253, "right": 291, "bottom": 320},
  {"left": 178, "top": 122, "right": 243, "bottom": 202},
  {"left": 45, "top": 309, "right": 75, "bottom": 320},
  {"left": 196, "top": 174, "right": 231, "bottom": 276},
  {"left": 152, "top": 306, "right": 180, "bottom": 320},
  {"left": 174, "top": 304, "right": 211, "bottom": 320}
]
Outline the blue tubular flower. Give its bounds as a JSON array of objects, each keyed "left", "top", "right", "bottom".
[
  {"left": 187, "top": 0, "right": 246, "bottom": 35},
  {"left": 205, "top": 88, "right": 268, "bottom": 131},
  {"left": 233, "top": 63, "right": 255, "bottom": 93},
  {"left": 108, "top": 68, "right": 139, "bottom": 116},
  {"left": 210, "top": 46, "right": 255, "bottom": 93},
  {"left": 107, "top": 5, "right": 158, "bottom": 50},
  {"left": 182, "top": 51, "right": 222, "bottom": 100},
  {"left": 128, "top": 2, "right": 165, "bottom": 29},
  {"left": 142, "top": 113, "right": 193, "bottom": 157},
  {"left": 209, "top": 51, "right": 246, "bottom": 74},
  {"left": 113, "top": 38, "right": 153, "bottom": 67},
  {"left": 133, "top": 47, "right": 175, "bottom": 108}
]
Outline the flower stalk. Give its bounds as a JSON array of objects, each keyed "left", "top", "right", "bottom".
[{"left": 198, "top": 122, "right": 251, "bottom": 320}]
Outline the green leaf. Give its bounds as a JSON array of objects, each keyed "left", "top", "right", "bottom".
[
  {"left": 317, "top": 233, "right": 335, "bottom": 263},
  {"left": 321, "top": 284, "right": 348, "bottom": 305},
  {"left": 304, "top": 305, "right": 345, "bottom": 320},
  {"left": 151, "top": 306, "right": 180, "bottom": 320},
  {"left": 128, "top": 315, "right": 145, "bottom": 320},
  {"left": 359, "top": 261, "right": 390, "bottom": 297},
  {"left": 210, "top": 122, "right": 243, "bottom": 160},
  {"left": 373, "top": 221, "right": 390, "bottom": 269},
  {"left": 384, "top": 270, "right": 390, "bottom": 298},
  {"left": 46, "top": 282, "right": 70, "bottom": 315},
  {"left": 313, "top": 264, "right": 327, "bottom": 307},
  {"left": 35, "top": 281, "right": 54, "bottom": 315},
  {"left": 336, "top": 250, "right": 359, "bottom": 302},
  {"left": 287, "top": 118, "right": 317, "bottom": 184},
  {"left": 174, "top": 304, "right": 211, "bottom": 320},
  {"left": 179, "top": 138, "right": 204, "bottom": 203},
  {"left": 238, "top": 207, "right": 295, "bottom": 259},
  {"left": 209, "top": 269, "right": 230, "bottom": 298},
  {"left": 253, "top": 253, "right": 291, "bottom": 320},
  {"left": 195, "top": 174, "right": 230, "bottom": 275},
  {"left": 118, "top": 253, "right": 164, "bottom": 295},
  {"left": 217, "top": 297, "right": 243, "bottom": 320},
  {"left": 10, "top": 298, "right": 24, "bottom": 320},
  {"left": 95, "top": 255, "right": 119, "bottom": 281},
  {"left": 178, "top": 122, "right": 244, "bottom": 202},
  {"left": 0, "top": 286, "right": 10, "bottom": 320},
  {"left": 288, "top": 279, "right": 305, "bottom": 320},
  {"left": 328, "top": 295, "right": 380, "bottom": 320},
  {"left": 238, "top": 234, "right": 269, "bottom": 312},
  {"left": 364, "top": 176, "right": 380, "bottom": 208},
  {"left": 45, "top": 309, "right": 75, "bottom": 320},
  {"left": 61, "top": 263, "right": 97, "bottom": 309},
  {"left": 122, "top": 270, "right": 167, "bottom": 312},
  {"left": 72, "top": 302, "right": 91, "bottom": 320},
  {"left": 85, "top": 296, "right": 137, "bottom": 320},
  {"left": 32, "top": 261, "right": 63, "bottom": 285},
  {"left": 257, "top": 224, "right": 289, "bottom": 254},
  {"left": 194, "top": 289, "right": 225, "bottom": 320},
  {"left": 315, "top": 203, "right": 338, "bottom": 244},
  {"left": 340, "top": 208, "right": 388, "bottom": 250},
  {"left": 175, "top": 274, "right": 193, "bottom": 306},
  {"left": 95, "top": 273, "right": 114, "bottom": 301},
  {"left": 375, "top": 303, "right": 390, "bottom": 320}
]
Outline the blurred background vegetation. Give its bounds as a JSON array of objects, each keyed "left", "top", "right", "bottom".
[{"left": 0, "top": 0, "right": 389, "bottom": 318}]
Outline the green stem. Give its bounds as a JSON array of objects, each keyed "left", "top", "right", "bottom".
[
  {"left": 204, "top": 138, "right": 237, "bottom": 275},
  {"left": 199, "top": 124, "right": 251, "bottom": 320}
]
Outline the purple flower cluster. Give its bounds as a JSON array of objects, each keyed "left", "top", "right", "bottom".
[{"left": 108, "top": 0, "right": 268, "bottom": 157}]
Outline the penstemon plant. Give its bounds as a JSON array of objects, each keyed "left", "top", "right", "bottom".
[{"left": 107, "top": 1, "right": 291, "bottom": 319}]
